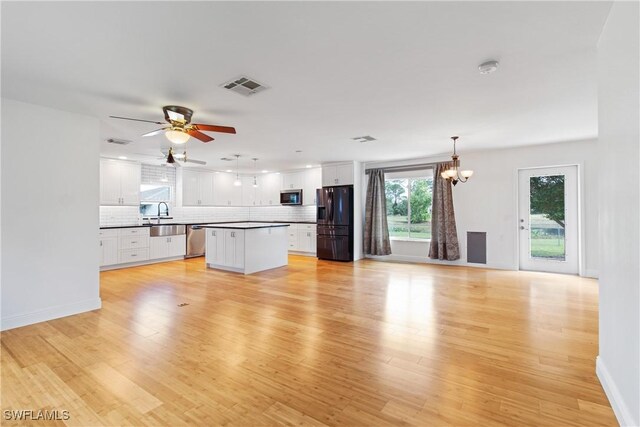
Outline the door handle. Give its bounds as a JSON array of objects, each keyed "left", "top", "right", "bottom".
[{"left": 520, "top": 226, "right": 528, "bottom": 230}]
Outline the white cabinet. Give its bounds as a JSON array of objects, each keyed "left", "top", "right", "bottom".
[
  {"left": 303, "top": 167, "right": 322, "bottom": 205},
  {"left": 100, "top": 159, "right": 141, "bottom": 206},
  {"left": 206, "top": 229, "right": 225, "bottom": 265},
  {"left": 206, "top": 228, "right": 244, "bottom": 268},
  {"left": 282, "top": 171, "right": 304, "bottom": 190},
  {"left": 224, "top": 230, "right": 245, "bottom": 269},
  {"left": 322, "top": 163, "right": 354, "bottom": 187},
  {"left": 257, "top": 173, "right": 281, "bottom": 206},
  {"left": 297, "top": 228, "right": 317, "bottom": 253},
  {"left": 150, "top": 235, "right": 186, "bottom": 259},
  {"left": 286, "top": 224, "right": 317, "bottom": 254},
  {"left": 182, "top": 169, "right": 215, "bottom": 206},
  {"left": 214, "top": 172, "right": 242, "bottom": 206},
  {"left": 241, "top": 176, "right": 258, "bottom": 206},
  {"left": 99, "top": 231, "right": 119, "bottom": 267}
]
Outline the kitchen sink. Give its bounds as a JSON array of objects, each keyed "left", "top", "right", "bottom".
[{"left": 150, "top": 224, "right": 186, "bottom": 237}]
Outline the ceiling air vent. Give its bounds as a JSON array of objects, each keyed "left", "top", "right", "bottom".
[
  {"left": 221, "top": 76, "right": 269, "bottom": 97},
  {"left": 107, "top": 138, "right": 131, "bottom": 145},
  {"left": 219, "top": 157, "right": 235, "bottom": 161},
  {"left": 351, "top": 135, "right": 377, "bottom": 144}
]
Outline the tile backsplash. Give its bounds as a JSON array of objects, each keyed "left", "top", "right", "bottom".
[{"left": 99, "top": 205, "right": 316, "bottom": 226}]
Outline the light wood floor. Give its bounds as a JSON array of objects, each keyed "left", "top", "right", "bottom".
[{"left": 2, "top": 256, "right": 616, "bottom": 426}]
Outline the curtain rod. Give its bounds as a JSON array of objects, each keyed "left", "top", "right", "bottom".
[{"left": 364, "top": 162, "right": 442, "bottom": 174}]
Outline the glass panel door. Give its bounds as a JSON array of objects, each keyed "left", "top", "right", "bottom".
[{"left": 518, "top": 166, "right": 578, "bottom": 274}]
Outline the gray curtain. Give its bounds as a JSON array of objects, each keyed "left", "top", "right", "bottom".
[
  {"left": 364, "top": 169, "right": 392, "bottom": 255},
  {"left": 429, "top": 163, "right": 460, "bottom": 260}
]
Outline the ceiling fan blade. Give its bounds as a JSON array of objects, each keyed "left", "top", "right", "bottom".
[
  {"left": 184, "top": 158, "right": 207, "bottom": 165},
  {"left": 109, "top": 116, "right": 165, "bottom": 125},
  {"left": 192, "top": 124, "right": 237, "bottom": 134},
  {"left": 142, "top": 128, "right": 168, "bottom": 137},
  {"left": 187, "top": 129, "right": 214, "bottom": 143}
]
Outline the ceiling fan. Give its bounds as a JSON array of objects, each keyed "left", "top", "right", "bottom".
[
  {"left": 110, "top": 105, "right": 236, "bottom": 144},
  {"left": 160, "top": 148, "right": 207, "bottom": 166}
]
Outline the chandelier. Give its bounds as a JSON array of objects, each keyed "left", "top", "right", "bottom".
[{"left": 441, "top": 136, "right": 473, "bottom": 185}]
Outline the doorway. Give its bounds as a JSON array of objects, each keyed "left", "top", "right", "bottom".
[{"left": 518, "top": 166, "right": 578, "bottom": 274}]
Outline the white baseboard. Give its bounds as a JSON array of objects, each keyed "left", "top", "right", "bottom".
[
  {"left": 596, "top": 356, "right": 638, "bottom": 426},
  {"left": 582, "top": 269, "right": 599, "bottom": 279},
  {"left": 365, "top": 254, "right": 513, "bottom": 271},
  {"left": 1, "top": 298, "right": 102, "bottom": 331}
]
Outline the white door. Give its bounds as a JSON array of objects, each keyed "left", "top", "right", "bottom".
[
  {"left": 335, "top": 163, "right": 354, "bottom": 185},
  {"left": 199, "top": 171, "right": 216, "bottom": 206},
  {"left": 149, "top": 236, "right": 169, "bottom": 259},
  {"left": 182, "top": 169, "right": 200, "bottom": 206},
  {"left": 100, "top": 237, "right": 119, "bottom": 266},
  {"left": 321, "top": 166, "right": 337, "bottom": 187},
  {"left": 99, "top": 160, "right": 121, "bottom": 205},
  {"left": 259, "top": 174, "right": 280, "bottom": 206},
  {"left": 119, "top": 162, "right": 141, "bottom": 206},
  {"left": 241, "top": 176, "right": 257, "bottom": 206},
  {"left": 214, "top": 172, "right": 234, "bottom": 206},
  {"left": 303, "top": 168, "right": 322, "bottom": 205},
  {"left": 168, "top": 235, "right": 186, "bottom": 257},
  {"left": 206, "top": 229, "right": 224, "bottom": 265},
  {"left": 518, "top": 166, "right": 578, "bottom": 274}
]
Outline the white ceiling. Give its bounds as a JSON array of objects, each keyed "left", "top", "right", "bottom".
[{"left": 2, "top": 1, "right": 611, "bottom": 173}]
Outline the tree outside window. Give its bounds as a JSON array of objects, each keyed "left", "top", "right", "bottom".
[{"left": 385, "top": 173, "right": 433, "bottom": 240}]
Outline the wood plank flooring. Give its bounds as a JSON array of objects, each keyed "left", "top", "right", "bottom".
[{"left": 1, "top": 256, "right": 616, "bottom": 426}]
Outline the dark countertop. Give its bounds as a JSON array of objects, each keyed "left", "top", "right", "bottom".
[
  {"left": 198, "top": 222, "right": 290, "bottom": 230},
  {"left": 100, "top": 220, "right": 316, "bottom": 229}
]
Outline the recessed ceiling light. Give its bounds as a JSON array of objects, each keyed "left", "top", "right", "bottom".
[
  {"left": 275, "top": 172, "right": 281, "bottom": 175},
  {"left": 305, "top": 165, "right": 312, "bottom": 168},
  {"left": 478, "top": 60, "right": 499, "bottom": 74},
  {"left": 262, "top": 170, "right": 269, "bottom": 173},
  {"left": 226, "top": 169, "right": 233, "bottom": 173},
  {"left": 118, "top": 156, "right": 127, "bottom": 160}
]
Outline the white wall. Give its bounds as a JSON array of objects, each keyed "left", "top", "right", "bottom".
[
  {"left": 595, "top": 2, "right": 640, "bottom": 425},
  {"left": 1, "top": 99, "right": 101, "bottom": 330},
  {"left": 364, "top": 139, "right": 600, "bottom": 276}
]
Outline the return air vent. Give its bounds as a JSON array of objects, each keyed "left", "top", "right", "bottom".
[
  {"left": 106, "top": 138, "right": 131, "bottom": 145},
  {"left": 219, "top": 157, "right": 235, "bottom": 161},
  {"left": 221, "top": 76, "right": 269, "bottom": 97},
  {"left": 351, "top": 135, "right": 377, "bottom": 144}
]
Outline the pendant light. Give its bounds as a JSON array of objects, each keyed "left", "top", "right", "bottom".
[
  {"left": 441, "top": 136, "right": 473, "bottom": 186},
  {"left": 252, "top": 158, "right": 259, "bottom": 187},
  {"left": 233, "top": 154, "right": 242, "bottom": 186}
]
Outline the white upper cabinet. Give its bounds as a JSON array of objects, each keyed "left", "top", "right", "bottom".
[
  {"left": 303, "top": 167, "right": 322, "bottom": 205},
  {"left": 322, "top": 163, "right": 354, "bottom": 187},
  {"left": 241, "top": 176, "right": 257, "bottom": 206},
  {"left": 182, "top": 169, "right": 216, "bottom": 206},
  {"left": 100, "top": 159, "right": 141, "bottom": 206},
  {"left": 214, "top": 172, "right": 242, "bottom": 206},
  {"left": 257, "top": 173, "right": 281, "bottom": 206},
  {"left": 282, "top": 171, "right": 304, "bottom": 190}
]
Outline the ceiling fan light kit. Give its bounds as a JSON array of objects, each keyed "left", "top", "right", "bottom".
[
  {"left": 441, "top": 136, "right": 473, "bottom": 186},
  {"left": 109, "top": 105, "right": 236, "bottom": 152}
]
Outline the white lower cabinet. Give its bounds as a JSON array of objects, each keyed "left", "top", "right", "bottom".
[
  {"left": 100, "top": 236, "right": 119, "bottom": 266},
  {"left": 206, "top": 229, "right": 245, "bottom": 268},
  {"left": 224, "top": 230, "right": 245, "bottom": 269},
  {"left": 150, "top": 235, "right": 186, "bottom": 260},
  {"left": 286, "top": 224, "right": 317, "bottom": 254},
  {"left": 100, "top": 227, "right": 188, "bottom": 270}
]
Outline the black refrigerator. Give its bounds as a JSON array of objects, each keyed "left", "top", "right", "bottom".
[{"left": 316, "top": 186, "right": 354, "bottom": 261}]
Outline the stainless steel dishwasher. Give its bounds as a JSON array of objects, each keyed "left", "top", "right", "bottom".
[{"left": 185, "top": 225, "right": 206, "bottom": 258}]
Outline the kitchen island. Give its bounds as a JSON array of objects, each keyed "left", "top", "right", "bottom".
[{"left": 200, "top": 223, "right": 289, "bottom": 274}]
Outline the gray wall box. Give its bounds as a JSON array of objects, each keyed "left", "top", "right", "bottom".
[{"left": 467, "top": 232, "right": 487, "bottom": 264}]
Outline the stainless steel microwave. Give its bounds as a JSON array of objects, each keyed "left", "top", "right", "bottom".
[{"left": 280, "top": 189, "right": 303, "bottom": 205}]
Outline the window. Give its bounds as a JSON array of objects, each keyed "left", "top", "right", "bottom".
[{"left": 385, "top": 169, "right": 433, "bottom": 240}]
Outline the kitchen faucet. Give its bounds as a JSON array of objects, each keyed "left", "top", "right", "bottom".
[{"left": 157, "top": 202, "right": 169, "bottom": 224}]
